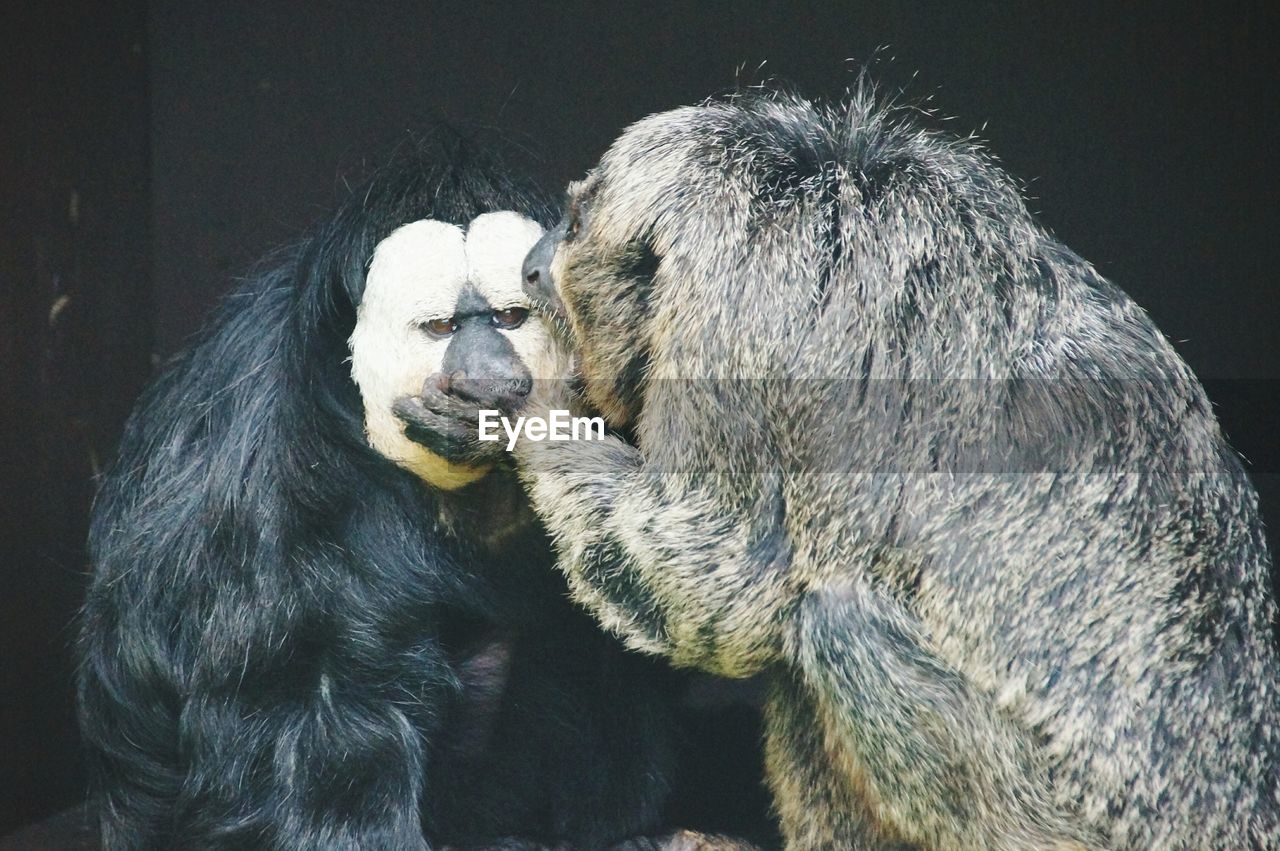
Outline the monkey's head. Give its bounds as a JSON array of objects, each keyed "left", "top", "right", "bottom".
[
  {"left": 351, "top": 211, "right": 570, "bottom": 489},
  {"left": 522, "top": 102, "right": 767, "bottom": 427}
]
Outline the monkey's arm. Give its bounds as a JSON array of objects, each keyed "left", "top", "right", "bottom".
[
  {"left": 513, "top": 423, "right": 1093, "bottom": 847},
  {"left": 513, "top": 431, "right": 794, "bottom": 678}
]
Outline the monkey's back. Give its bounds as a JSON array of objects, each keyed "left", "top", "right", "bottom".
[{"left": 635, "top": 94, "right": 1280, "bottom": 847}]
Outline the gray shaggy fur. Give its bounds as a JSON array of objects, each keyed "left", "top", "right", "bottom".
[{"left": 507, "top": 92, "right": 1280, "bottom": 849}]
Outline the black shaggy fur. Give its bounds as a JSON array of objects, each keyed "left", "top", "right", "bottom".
[{"left": 75, "top": 142, "right": 685, "bottom": 850}]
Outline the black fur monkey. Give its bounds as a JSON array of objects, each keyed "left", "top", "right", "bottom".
[
  {"left": 479, "top": 93, "right": 1276, "bottom": 849},
  {"left": 77, "top": 143, "right": 753, "bottom": 850}
]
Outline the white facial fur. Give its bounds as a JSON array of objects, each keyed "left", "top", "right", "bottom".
[{"left": 350, "top": 211, "right": 566, "bottom": 489}]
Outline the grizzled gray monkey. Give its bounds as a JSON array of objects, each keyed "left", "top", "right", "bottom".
[{"left": 491, "top": 93, "right": 1280, "bottom": 849}]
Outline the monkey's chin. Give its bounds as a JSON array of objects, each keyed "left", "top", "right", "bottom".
[{"left": 398, "top": 446, "right": 492, "bottom": 491}]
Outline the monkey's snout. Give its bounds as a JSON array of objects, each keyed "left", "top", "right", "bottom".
[{"left": 521, "top": 229, "right": 559, "bottom": 305}]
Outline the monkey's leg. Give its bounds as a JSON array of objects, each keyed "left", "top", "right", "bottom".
[
  {"left": 515, "top": 434, "right": 793, "bottom": 678},
  {"left": 788, "top": 580, "right": 1098, "bottom": 851},
  {"left": 764, "top": 672, "right": 912, "bottom": 850},
  {"left": 170, "top": 678, "right": 436, "bottom": 850},
  {"left": 79, "top": 596, "right": 447, "bottom": 850}
]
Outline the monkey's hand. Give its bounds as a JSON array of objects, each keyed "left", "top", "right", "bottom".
[
  {"left": 511, "top": 425, "right": 792, "bottom": 678},
  {"left": 393, "top": 374, "right": 506, "bottom": 467},
  {"left": 439, "top": 840, "right": 568, "bottom": 851},
  {"left": 609, "top": 831, "right": 764, "bottom": 850},
  {"left": 441, "top": 834, "right": 758, "bottom": 851}
]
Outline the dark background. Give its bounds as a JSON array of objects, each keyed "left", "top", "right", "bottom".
[{"left": 2, "top": 0, "right": 1277, "bottom": 835}]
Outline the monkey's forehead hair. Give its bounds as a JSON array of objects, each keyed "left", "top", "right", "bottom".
[
  {"left": 301, "top": 131, "right": 560, "bottom": 312},
  {"left": 587, "top": 89, "right": 1024, "bottom": 231}
]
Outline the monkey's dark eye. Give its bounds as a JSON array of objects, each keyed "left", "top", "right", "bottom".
[
  {"left": 491, "top": 307, "right": 528, "bottom": 330},
  {"left": 421, "top": 317, "right": 457, "bottom": 338}
]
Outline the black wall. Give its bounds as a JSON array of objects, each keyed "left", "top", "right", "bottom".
[
  {"left": 3, "top": 0, "right": 1277, "bottom": 834},
  {"left": 2, "top": 0, "right": 150, "bottom": 833}
]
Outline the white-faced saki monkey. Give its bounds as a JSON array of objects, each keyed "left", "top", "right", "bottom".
[{"left": 77, "top": 139, "right": 766, "bottom": 851}]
